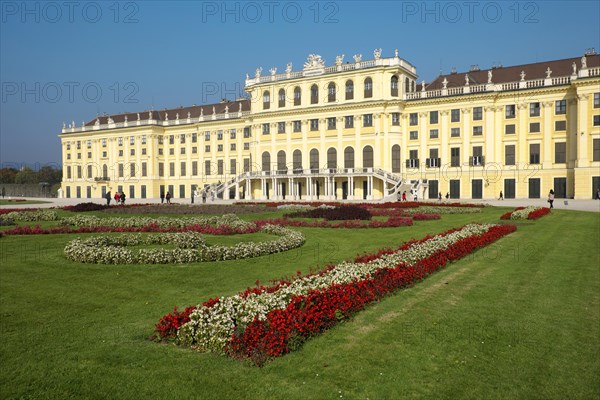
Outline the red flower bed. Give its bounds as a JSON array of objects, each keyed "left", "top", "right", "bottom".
[
  {"left": 411, "top": 213, "right": 441, "bottom": 220},
  {"left": 1, "top": 223, "right": 259, "bottom": 236},
  {"left": 500, "top": 206, "right": 525, "bottom": 220},
  {"left": 228, "top": 224, "right": 517, "bottom": 365},
  {"left": 527, "top": 207, "right": 551, "bottom": 220}
]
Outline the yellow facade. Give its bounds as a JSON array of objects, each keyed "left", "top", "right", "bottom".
[{"left": 59, "top": 51, "right": 600, "bottom": 200}]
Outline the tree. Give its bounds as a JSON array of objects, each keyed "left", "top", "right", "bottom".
[
  {"left": 37, "top": 166, "right": 62, "bottom": 184},
  {"left": 0, "top": 168, "right": 17, "bottom": 183},
  {"left": 14, "top": 167, "right": 37, "bottom": 184}
]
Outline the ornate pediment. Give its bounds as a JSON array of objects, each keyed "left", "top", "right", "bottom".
[{"left": 303, "top": 54, "right": 325, "bottom": 70}]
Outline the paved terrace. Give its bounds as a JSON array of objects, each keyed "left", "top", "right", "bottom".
[{"left": 2, "top": 197, "right": 599, "bottom": 213}]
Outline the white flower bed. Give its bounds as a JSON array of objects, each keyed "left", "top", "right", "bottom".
[
  {"left": 60, "top": 213, "right": 254, "bottom": 230},
  {"left": 510, "top": 206, "right": 542, "bottom": 220},
  {"left": 276, "top": 204, "right": 313, "bottom": 211},
  {"left": 0, "top": 210, "right": 59, "bottom": 222},
  {"left": 178, "top": 224, "right": 494, "bottom": 352},
  {"left": 64, "top": 224, "right": 304, "bottom": 265},
  {"left": 404, "top": 206, "right": 482, "bottom": 214}
]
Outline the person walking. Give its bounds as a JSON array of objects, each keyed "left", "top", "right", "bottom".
[
  {"left": 120, "top": 191, "right": 126, "bottom": 205},
  {"left": 202, "top": 191, "right": 207, "bottom": 203},
  {"left": 547, "top": 189, "right": 555, "bottom": 209},
  {"left": 401, "top": 191, "right": 406, "bottom": 202},
  {"left": 160, "top": 191, "right": 165, "bottom": 204},
  {"left": 445, "top": 192, "right": 450, "bottom": 200},
  {"left": 165, "top": 191, "right": 171, "bottom": 204},
  {"left": 438, "top": 192, "right": 442, "bottom": 201},
  {"left": 114, "top": 192, "right": 120, "bottom": 204},
  {"left": 106, "top": 191, "right": 112, "bottom": 206},
  {"left": 498, "top": 191, "right": 504, "bottom": 200},
  {"left": 596, "top": 188, "right": 600, "bottom": 200}
]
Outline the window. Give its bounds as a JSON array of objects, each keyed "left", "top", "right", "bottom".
[
  {"left": 230, "top": 159, "right": 237, "bottom": 175},
  {"left": 87, "top": 152, "right": 92, "bottom": 158},
  {"left": 451, "top": 147, "right": 460, "bottom": 167},
  {"left": 429, "top": 111, "right": 438, "bottom": 124},
  {"left": 391, "top": 75, "right": 399, "bottom": 97},
  {"left": 555, "top": 120, "right": 567, "bottom": 131},
  {"left": 118, "top": 137, "right": 123, "bottom": 146},
  {"left": 410, "top": 131, "right": 418, "bottom": 140},
  {"left": 262, "top": 123, "right": 270, "bottom": 135},
  {"left": 294, "top": 87, "right": 301, "bottom": 106},
  {"left": 205, "top": 145, "right": 210, "bottom": 152},
  {"left": 230, "top": 143, "right": 236, "bottom": 151},
  {"left": 118, "top": 163, "right": 124, "bottom": 178},
  {"left": 407, "top": 150, "right": 419, "bottom": 168},
  {"left": 217, "top": 130, "right": 223, "bottom": 140},
  {"left": 87, "top": 165, "right": 92, "bottom": 180},
  {"left": 77, "top": 153, "right": 81, "bottom": 159},
  {"left": 243, "top": 143, "right": 250, "bottom": 150},
  {"left": 169, "top": 162, "right": 175, "bottom": 176},
  {"left": 327, "top": 117, "right": 336, "bottom": 130},
  {"left": 278, "top": 122, "right": 286, "bottom": 134},
  {"left": 429, "top": 129, "right": 439, "bottom": 139},
  {"left": 506, "top": 105, "right": 516, "bottom": 119},
  {"left": 293, "top": 150, "right": 302, "bottom": 172},
  {"left": 409, "top": 113, "right": 418, "bottom": 126},
  {"left": 309, "top": 149, "right": 319, "bottom": 171},
  {"left": 594, "top": 139, "right": 600, "bottom": 161},
  {"left": 180, "top": 135, "right": 185, "bottom": 144},
  {"left": 555, "top": 100, "right": 566, "bottom": 115},
  {"left": 345, "top": 80, "right": 354, "bottom": 100},
  {"left": 205, "top": 131, "right": 210, "bottom": 141},
  {"left": 277, "top": 150, "right": 287, "bottom": 172},
  {"left": 530, "top": 102, "right": 540, "bottom": 117},
  {"left": 180, "top": 148, "right": 185, "bottom": 155},
  {"left": 328, "top": 82, "right": 336, "bottom": 102},
  {"left": 67, "top": 142, "right": 71, "bottom": 151},
  {"left": 244, "top": 158, "right": 250, "bottom": 173},
  {"left": 278, "top": 89, "right": 285, "bottom": 108},
  {"left": 529, "top": 122, "right": 540, "bottom": 133},
  {"left": 67, "top": 154, "right": 71, "bottom": 160},
  {"left": 191, "top": 147, "right": 197, "bottom": 154},
  {"left": 102, "top": 139, "right": 106, "bottom": 147},
  {"left": 66, "top": 166, "right": 71, "bottom": 179},
  {"left": 505, "top": 145, "right": 515, "bottom": 165},
  {"left": 169, "top": 149, "right": 174, "bottom": 156},
  {"left": 344, "top": 147, "right": 354, "bottom": 169},
  {"left": 87, "top": 140, "right": 92, "bottom": 148},
  {"left": 471, "top": 146, "right": 483, "bottom": 166},
  {"left": 158, "top": 162, "right": 164, "bottom": 177},
  {"left": 180, "top": 162, "right": 186, "bottom": 176},
  {"left": 594, "top": 93, "right": 600, "bottom": 108},
  {"left": 262, "top": 152, "right": 271, "bottom": 172},
  {"left": 141, "top": 162, "right": 147, "bottom": 177},
  {"left": 130, "top": 149, "right": 135, "bottom": 156},
  {"left": 293, "top": 120, "right": 301, "bottom": 132},
  {"left": 391, "top": 145, "right": 401, "bottom": 172},
  {"left": 158, "top": 136, "right": 163, "bottom": 145},
  {"left": 118, "top": 150, "right": 123, "bottom": 157},
  {"left": 204, "top": 160, "right": 211, "bottom": 175},
  {"left": 263, "top": 90, "right": 270, "bottom": 110},
  {"left": 364, "top": 78, "right": 373, "bottom": 98},
  {"left": 594, "top": 115, "right": 600, "bottom": 126},
  {"left": 473, "top": 107, "right": 483, "bottom": 121},
  {"left": 243, "top": 127, "right": 251, "bottom": 138},
  {"left": 310, "top": 84, "right": 318, "bottom": 104},
  {"left": 217, "top": 144, "right": 223, "bottom": 152},
  {"left": 392, "top": 113, "right": 400, "bottom": 126},
  {"left": 327, "top": 148, "right": 337, "bottom": 169},
  {"left": 451, "top": 128, "right": 460, "bottom": 137},
  {"left": 345, "top": 116, "right": 354, "bottom": 129},
  {"left": 310, "top": 119, "right": 319, "bottom": 131},
  {"left": 473, "top": 126, "right": 483, "bottom": 136},
  {"left": 529, "top": 143, "right": 540, "bottom": 164},
  {"left": 217, "top": 160, "right": 223, "bottom": 175},
  {"left": 555, "top": 142, "right": 566, "bottom": 163},
  {"left": 505, "top": 124, "right": 516, "bottom": 134},
  {"left": 169, "top": 135, "right": 174, "bottom": 145},
  {"left": 230, "top": 129, "right": 236, "bottom": 139},
  {"left": 427, "top": 148, "right": 440, "bottom": 168},
  {"left": 451, "top": 109, "right": 460, "bottom": 122},
  {"left": 77, "top": 165, "right": 82, "bottom": 179},
  {"left": 363, "top": 114, "right": 373, "bottom": 127},
  {"left": 362, "top": 146, "right": 373, "bottom": 168}
]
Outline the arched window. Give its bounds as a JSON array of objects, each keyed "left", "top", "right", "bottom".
[
  {"left": 327, "top": 147, "right": 337, "bottom": 169},
  {"left": 277, "top": 150, "right": 287, "bottom": 173},
  {"left": 294, "top": 86, "right": 301, "bottom": 106},
  {"left": 327, "top": 82, "right": 336, "bottom": 102},
  {"left": 363, "top": 145, "right": 374, "bottom": 168},
  {"left": 293, "top": 149, "right": 302, "bottom": 173},
  {"left": 405, "top": 77, "right": 410, "bottom": 93},
  {"left": 262, "top": 151, "right": 271, "bottom": 172},
  {"left": 278, "top": 89, "right": 285, "bottom": 108},
  {"left": 364, "top": 77, "right": 373, "bottom": 98},
  {"left": 391, "top": 75, "right": 399, "bottom": 97},
  {"left": 263, "top": 91, "right": 270, "bottom": 110},
  {"left": 344, "top": 146, "right": 355, "bottom": 169},
  {"left": 310, "top": 84, "right": 319, "bottom": 104},
  {"left": 411, "top": 80, "right": 415, "bottom": 92},
  {"left": 345, "top": 80, "right": 354, "bottom": 100},
  {"left": 102, "top": 164, "right": 108, "bottom": 179},
  {"left": 391, "top": 144, "right": 401, "bottom": 173},
  {"left": 309, "top": 148, "right": 319, "bottom": 172}
]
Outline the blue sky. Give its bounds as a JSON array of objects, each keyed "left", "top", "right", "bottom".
[{"left": 1, "top": 0, "right": 599, "bottom": 167}]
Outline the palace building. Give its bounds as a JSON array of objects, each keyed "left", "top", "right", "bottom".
[{"left": 59, "top": 49, "right": 600, "bottom": 201}]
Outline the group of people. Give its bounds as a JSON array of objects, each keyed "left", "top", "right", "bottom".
[
  {"left": 159, "top": 191, "right": 172, "bottom": 204},
  {"left": 105, "top": 191, "right": 126, "bottom": 206}
]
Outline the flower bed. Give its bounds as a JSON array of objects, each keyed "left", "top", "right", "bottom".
[
  {"left": 156, "top": 223, "right": 516, "bottom": 365},
  {"left": 64, "top": 224, "right": 304, "bottom": 264},
  {"left": 240, "top": 201, "right": 485, "bottom": 209},
  {"left": 63, "top": 202, "right": 110, "bottom": 212},
  {"left": 500, "top": 206, "right": 550, "bottom": 220},
  {"left": 254, "top": 216, "right": 413, "bottom": 229},
  {"left": 411, "top": 213, "right": 441, "bottom": 220},
  {"left": 0, "top": 210, "right": 59, "bottom": 222},
  {"left": 286, "top": 205, "right": 372, "bottom": 221},
  {"left": 404, "top": 206, "right": 482, "bottom": 215}
]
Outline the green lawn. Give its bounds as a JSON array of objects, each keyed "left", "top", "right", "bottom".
[
  {"left": 0, "top": 207, "right": 598, "bottom": 399},
  {"left": 0, "top": 199, "right": 51, "bottom": 205}
]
